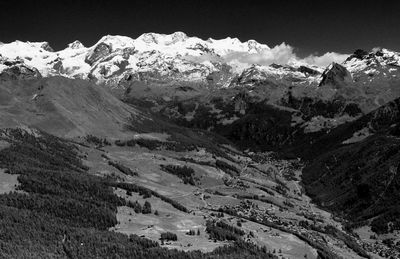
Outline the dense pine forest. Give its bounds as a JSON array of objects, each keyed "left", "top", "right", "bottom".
[{"left": 0, "top": 128, "right": 276, "bottom": 258}]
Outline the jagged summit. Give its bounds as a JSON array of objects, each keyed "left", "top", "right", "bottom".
[
  {"left": 344, "top": 47, "right": 400, "bottom": 73},
  {"left": 95, "top": 35, "right": 135, "bottom": 50},
  {"left": 85, "top": 32, "right": 270, "bottom": 56},
  {"left": 0, "top": 32, "right": 315, "bottom": 83},
  {"left": 67, "top": 40, "right": 85, "bottom": 49},
  {"left": 136, "top": 31, "right": 189, "bottom": 45},
  {"left": 319, "top": 62, "right": 352, "bottom": 87},
  {"left": 346, "top": 49, "right": 370, "bottom": 60},
  {"left": 0, "top": 33, "right": 399, "bottom": 105}
]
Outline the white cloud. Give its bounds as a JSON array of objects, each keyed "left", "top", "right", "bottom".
[
  {"left": 221, "top": 43, "right": 349, "bottom": 68},
  {"left": 182, "top": 42, "right": 349, "bottom": 70},
  {"left": 301, "top": 52, "right": 349, "bottom": 67},
  {"left": 223, "top": 43, "right": 296, "bottom": 66}
]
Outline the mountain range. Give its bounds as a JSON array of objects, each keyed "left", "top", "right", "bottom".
[
  {"left": 0, "top": 32, "right": 399, "bottom": 258},
  {"left": 1, "top": 33, "right": 399, "bottom": 129}
]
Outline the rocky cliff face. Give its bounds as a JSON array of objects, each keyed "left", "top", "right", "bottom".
[
  {"left": 300, "top": 97, "right": 400, "bottom": 235},
  {"left": 0, "top": 60, "right": 42, "bottom": 80},
  {"left": 85, "top": 42, "right": 113, "bottom": 66},
  {"left": 319, "top": 62, "right": 352, "bottom": 87}
]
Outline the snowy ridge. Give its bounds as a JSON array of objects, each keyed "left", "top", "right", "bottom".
[
  {"left": 343, "top": 48, "right": 400, "bottom": 86},
  {"left": 232, "top": 63, "right": 322, "bottom": 88},
  {"left": 345, "top": 48, "right": 400, "bottom": 73},
  {"left": 0, "top": 32, "right": 399, "bottom": 93},
  {"left": 0, "top": 32, "right": 304, "bottom": 85}
]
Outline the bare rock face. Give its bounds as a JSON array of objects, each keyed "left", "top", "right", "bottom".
[
  {"left": 346, "top": 49, "right": 369, "bottom": 60},
  {"left": 298, "top": 65, "right": 320, "bottom": 76},
  {"left": 52, "top": 59, "right": 64, "bottom": 73},
  {"left": 40, "top": 42, "right": 54, "bottom": 52},
  {"left": 84, "top": 42, "right": 112, "bottom": 66},
  {"left": 170, "top": 31, "right": 188, "bottom": 44},
  {"left": 319, "top": 62, "right": 352, "bottom": 87},
  {"left": 369, "top": 98, "right": 400, "bottom": 130},
  {"left": 122, "top": 47, "right": 136, "bottom": 59},
  {"left": 0, "top": 61, "right": 42, "bottom": 80}
]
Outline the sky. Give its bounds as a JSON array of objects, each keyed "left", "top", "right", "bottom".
[{"left": 0, "top": 0, "right": 399, "bottom": 65}]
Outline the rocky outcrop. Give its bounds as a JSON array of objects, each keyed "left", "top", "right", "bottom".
[
  {"left": 319, "top": 62, "right": 352, "bottom": 87},
  {"left": 85, "top": 42, "right": 112, "bottom": 66},
  {"left": 40, "top": 42, "right": 54, "bottom": 52},
  {"left": 369, "top": 98, "right": 400, "bottom": 131},
  {"left": 346, "top": 49, "right": 369, "bottom": 61},
  {"left": 298, "top": 65, "right": 320, "bottom": 76},
  {"left": 0, "top": 61, "right": 42, "bottom": 80}
]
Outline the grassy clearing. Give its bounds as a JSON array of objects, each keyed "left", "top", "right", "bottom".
[
  {"left": 112, "top": 189, "right": 224, "bottom": 252},
  {"left": 0, "top": 169, "right": 19, "bottom": 194}
]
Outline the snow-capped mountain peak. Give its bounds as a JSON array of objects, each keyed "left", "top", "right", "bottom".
[
  {"left": 344, "top": 48, "right": 400, "bottom": 73},
  {"left": 95, "top": 35, "right": 135, "bottom": 51},
  {"left": 1, "top": 32, "right": 399, "bottom": 100},
  {"left": 67, "top": 40, "right": 85, "bottom": 49},
  {"left": 136, "top": 31, "right": 189, "bottom": 45}
]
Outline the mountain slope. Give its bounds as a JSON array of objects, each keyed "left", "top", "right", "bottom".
[
  {"left": 2, "top": 33, "right": 400, "bottom": 257},
  {"left": 301, "top": 98, "right": 400, "bottom": 234},
  {"left": 0, "top": 127, "right": 278, "bottom": 259},
  {"left": 1, "top": 35, "right": 400, "bottom": 144},
  {"left": 0, "top": 75, "right": 145, "bottom": 138}
]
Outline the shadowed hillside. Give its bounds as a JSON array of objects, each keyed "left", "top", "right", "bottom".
[
  {"left": 0, "top": 76, "right": 147, "bottom": 138},
  {"left": 301, "top": 98, "right": 400, "bottom": 234}
]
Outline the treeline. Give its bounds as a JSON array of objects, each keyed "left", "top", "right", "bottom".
[
  {"left": 127, "top": 200, "right": 152, "bottom": 214},
  {"left": 125, "top": 114, "right": 234, "bottom": 160},
  {"left": 115, "top": 138, "right": 197, "bottom": 152},
  {"left": 371, "top": 207, "right": 400, "bottom": 234},
  {"left": 0, "top": 203, "right": 275, "bottom": 258},
  {"left": 256, "top": 186, "right": 275, "bottom": 196},
  {"left": 160, "top": 164, "right": 197, "bottom": 185},
  {"left": 113, "top": 182, "right": 189, "bottom": 213},
  {"left": 324, "top": 225, "right": 370, "bottom": 258},
  {"left": 216, "top": 159, "right": 240, "bottom": 176},
  {"left": 160, "top": 232, "right": 178, "bottom": 241},
  {"left": 85, "top": 134, "right": 111, "bottom": 147},
  {"left": 187, "top": 229, "right": 200, "bottom": 236},
  {"left": 0, "top": 128, "right": 277, "bottom": 258},
  {"left": 0, "top": 128, "right": 88, "bottom": 175},
  {"left": 215, "top": 206, "right": 340, "bottom": 259},
  {"left": 178, "top": 157, "right": 215, "bottom": 167},
  {"left": 108, "top": 160, "right": 138, "bottom": 176},
  {"left": 206, "top": 220, "right": 245, "bottom": 242},
  {"left": 0, "top": 192, "right": 118, "bottom": 230}
]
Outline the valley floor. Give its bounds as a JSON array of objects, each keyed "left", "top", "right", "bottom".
[
  {"left": 1, "top": 129, "right": 397, "bottom": 258},
  {"left": 76, "top": 133, "right": 389, "bottom": 259}
]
